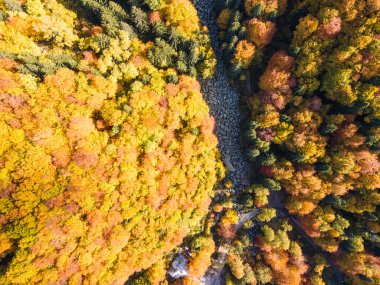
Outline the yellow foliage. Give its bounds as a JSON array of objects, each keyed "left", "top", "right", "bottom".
[
  {"left": 273, "top": 122, "right": 294, "bottom": 144},
  {"left": 217, "top": 8, "right": 232, "bottom": 30},
  {"left": 161, "top": 0, "right": 201, "bottom": 38},
  {"left": 0, "top": 1, "right": 224, "bottom": 284},
  {"left": 233, "top": 40, "right": 256, "bottom": 68}
]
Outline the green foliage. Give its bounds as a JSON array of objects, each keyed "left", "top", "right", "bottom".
[
  {"left": 257, "top": 208, "right": 276, "bottom": 222},
  {"left": 219, "top": 1, "right": 380, "bottom": 284},
  {"left": 189, "top": 66, "right": 198, "bottom": 77},
  {"left": 147, "top": 38, "right": 176, "bottom": 68},
  {"left": 257, "top": 152, "right": 276, "bottom": 166},
  {"left": 131, "top": 6, "right": 150, "bottom": 33},
  {"left": 255, "top": 263, "right": 273, "bottom": 284},
  {"left": 166, "top": 74, "right": 178, "bottom": 84},
  {"left": 79, "top": 0, "right": 121, "bottom": 36},
  {"left": 243, "top": 126, "right": 257, "bottom": 143},
  {"left": 247, "top": 148, "right": 260, "bottom": 161},
  {"left": 76, "top": 0, "right": 215, "bottom": 78},
  {"left": 109, "top": 1, "right": 128, "bottom": 19},
  {"left": 0, "top": 10, "right": 8, "bottom": 21},
  {"left": 144, "top": 0, "right": 160, "bottom": 10},
  {"left": 153, "top": 20, "right": 168, "bottom": 37},
  {"left": 167, "top": 26, "right": 182, "bottom": 49},
  {"left": 251, "top": 3, "right": 264, "bottom": 18},
  {"left": 262, "top": 178, "right": 281, "bottom": 191},
  {"left": 344, "top": 236, "right": 365, "bottom": 253},
  {"left": 228, "top": 62, "right": 243, "bottom": 79}
]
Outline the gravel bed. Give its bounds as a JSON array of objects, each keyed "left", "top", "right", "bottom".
[{"left": 193, "top": 0, "right": 252, "bottom": 191}]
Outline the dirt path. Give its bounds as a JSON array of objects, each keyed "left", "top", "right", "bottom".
[
  {"left": 203, "top": 210, "right": 261, "bottom": 285},
  {"left": 277, "top": 208, "right": 344, "bottom": 285}
]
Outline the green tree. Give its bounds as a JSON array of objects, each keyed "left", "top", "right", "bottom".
[{"left": 131, "top": 6, "right": 150, "bottom": 33}]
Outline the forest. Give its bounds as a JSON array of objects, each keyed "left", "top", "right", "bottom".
[
  {"left": 0, "top": 0, "right": 224, "bottom": 284},
  {"left": 215, "top": 0, "right": 380, "bottom": 284},
  {"left": 0, "top": 0, "right": 379, "bottom": 284}
]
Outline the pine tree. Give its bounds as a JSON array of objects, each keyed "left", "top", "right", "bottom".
[
  {"left": 166, "top": 74, "right": 178, "bottom": 84},
  {"left": 95, "top": 34, "right": 111, "bottom": 49},
  {"left": 247, "top": 148, "right": 260, "bottom": 161},
  {"left": 257, "top": 152, "right": 276, "bottom": 166},
  {"left": 153, "top": 20, "right": 168, "bottom": 38},
  {"left": 251, "top": 3, "right": 264, "bottom": 18},
  {"left": 176, "top": 61, "right": 188, "bottom": 73},
  {"left": 144, "top": 0, "right": 160, "bottom": 11},
  {"left": 121, "top": 22, "right": 135, "bottom": 38},
  {"left": 189, "top": 66, "right": 197, "bottom": 77},
  {"left": 318, "top": 122, "right": 338, "bottom": 135},
  {"left": 109, "top": 1, "right": 128, "bottom": 20},
  {"left": 189, "top": 42, "right": 200, "bottom": 65},
  {"left": 101, "top": 11, "right": 120, "bottom": 36},
  {"left": 141, "top": 74, "right": 151, "bottom": 84},
  {"left": 147, "top": 38, "right": 176, "bottom": 68},
  {"left": 131, "top": 6, "right": 150, "bottom": 33},
  {"left": 228, "top": 62, "right": 242, "bottom": 79},
  {"left": 167, "top": 27, "right": 182, "bottom": 49},
  {"left": 262, "top": 178, "right": 281, "bottom": 191},
  {"left": 243, "top": 125, "right": 257, "bottom": 143}
]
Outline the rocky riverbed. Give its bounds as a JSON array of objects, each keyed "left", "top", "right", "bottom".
[
  {"left": 193, "top": 0, "right": 252, "bottom": 191},
  {"left": 191, "top": 1, "right": 254, "bottom": 284}
]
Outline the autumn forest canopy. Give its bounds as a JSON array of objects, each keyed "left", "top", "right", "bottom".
[{"left": 0, "top": 0, "right": 379, "bottom": 284}]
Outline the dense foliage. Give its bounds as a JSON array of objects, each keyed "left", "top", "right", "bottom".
[
  {"left": 1, "top": 0, "right": 380, "bottom": 284},
  {"left": 216, "top": 0, "right": 287, "bottom": 79},
  {"left": 74, "top": 0, "right": 217, "bottom": 78},
  {"left": 216, "top": 0, "right": 380, "bottom": 284},
  {"left": 0, "top": 0, "right": 225, "bottom": 284}
]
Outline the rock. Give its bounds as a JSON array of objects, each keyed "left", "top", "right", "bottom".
[
  {"left": 192, "top": 0, "right": 252, "bottom": 191},
  {"left": 223, "top": 156, "right": 235, "bottom": 172}
]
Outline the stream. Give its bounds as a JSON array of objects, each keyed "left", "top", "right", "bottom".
[
  {"left": 191, "top": 0, "right": 255, "bottom": 284},
  {"left": 192, "top": 0, "right": 252, "bottom": 191}
]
